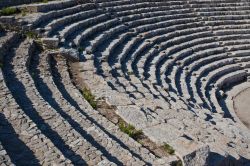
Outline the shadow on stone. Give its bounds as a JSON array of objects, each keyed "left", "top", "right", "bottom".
[
  {"left": 0, "top": 113, "right": 40, "bottom": 165},
  {"left": 208, "top": 152, "right": 250, "bottom": 166}
]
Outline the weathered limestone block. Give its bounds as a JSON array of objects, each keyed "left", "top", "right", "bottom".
[
  {"left": 169, "top": 135, "right": 210, "bottom": 166},
  {"left": 41, "top": 37, "right": 59, "bottom": 49},
  {"left": 23, "top": 5, "right": 40, "bottom": 12},
  {"left": 59, "top": 48, "right": 79, "bottom": 62},
  {"left": 105, "top": 91, "right": 132, "bottom": 106},
  {"left": 117, "top": 105, "right": 150, "bottom": 129},
  {"left": 155, "top": 156, "right": 179, "bottom": 165},
  {"left": 85, "top": 46, "right": 93, "bottom": 54},
  {"left": 143, "top": 123, "right": 210, "bottom": 166},
  {"left": 78, "top": 71, "right": 110, "bottom": 91},
  {"left": 143, "top": 123, "right": 183, "bottom": 144}
]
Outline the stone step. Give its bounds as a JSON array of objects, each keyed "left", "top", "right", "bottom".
[
  {"left": 179, "top": 53, "right": 227, "bottom": 100},
  {"left": 0, "top": 38, "right": 72, "bottom": 165},
  {"left": 46, "top": 7, "right": 102, "bottom": 37},
  {"left": 0, "top": 128, "right": 15, "bottom": 166},
  {"left": 99, "top": 0, "right": 187, "bottom": 12},
  {"left": 59, "top": 13, "right": 109, "bottom": 40},
  {"left": 1, "top": 0, "right": 250, "bottom": 164},
  {"left": 21, "top": 0, "right": 90, "bottom": 13},
  {"left": 0, "top": 0, "right": 42, "bottom": 9},
  {"left": 51, "top": 55, "right": 173, "bottom": 165},
  {"left": 0, "top": 32, "right": 19, "bottom": 63},
  {"left": 2, "top": 39, "right": 113, "bottom": 165},
  {"left": 29, "top": 51, "right": 147, "bottom": 165},
  {"left": 33, "top": 3, "right": 96, "bottom": 28},
  {"left": 116, "top": 6, "right": 191, "bottom": 18}
]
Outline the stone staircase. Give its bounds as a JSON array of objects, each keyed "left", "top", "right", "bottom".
[{"left": 1, "top": 0, "right": 250, "bottom": 165}]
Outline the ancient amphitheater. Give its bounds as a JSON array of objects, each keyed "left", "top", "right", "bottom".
[{"left": 0, "top": 0, "right": 250, "bottom": 165}]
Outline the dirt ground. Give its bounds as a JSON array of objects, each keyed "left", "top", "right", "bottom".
[{"left": 234, "top": 88, "right": 250, "bottom": 129}]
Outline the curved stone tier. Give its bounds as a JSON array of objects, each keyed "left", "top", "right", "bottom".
[{"left": 1, "top": 0, "right": 250, "bottom": 165}]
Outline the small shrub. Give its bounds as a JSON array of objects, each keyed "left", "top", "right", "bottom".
[
  {"left": 127, "top": 71, "right": 133, "bottom": 75},
  {"left": 119, "top": 121, "right": 143, "bottom": 140},
  {"left": 82, "top": 87, "right": 97, "bottom": 109},
  {"left": 0, "top": 62, "right": 3, "bottom": 68},
  {"left": 0, "top": 24, "right": 4, "bottom": 32},
  {"left": 21, "top": 9, "right": 28, "bottom": 16},
  {"left": 78, "top": 47, "right": 84, "bottom": 53},
  {"left": 138, "top": 139, "right": 143, "bottom": 145},
  {"left": 163, "top": 143, "right": 175, "bottom": 155},
  {"left": 0, "top": 7, "right": 19, "bottom": 16},
  {"left": 25, "top": 31, "right": 37, "bottom": 39},
  {"left": 36, "top": 38, "right": 43, "bottom": 46},
  {"left": 30, "top": 72, "right": 35, "bottom": 78}
]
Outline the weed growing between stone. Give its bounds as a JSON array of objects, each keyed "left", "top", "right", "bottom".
[
  {"left": 25, "top": 31, "right": 38, "bottom": 39},
  {"left": 0, "top": 7, "right": 20, "bottom": 16},
  {"left": 118, "top": 121, "right": 143, "bottom": 140},
  {"left": 163, "top": 143, "right": 175, "bottom": 155},
  {"left": 82, "top": 87, "right": 97, "bottom": 109}
]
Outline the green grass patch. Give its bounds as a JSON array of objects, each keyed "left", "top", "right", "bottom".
[
  {"left": 25, "top": 31, "right": 38, "bottom": 39},
  {"left": 82, "top": 87, "right": 97, "bottom": 109},
  {"left": 0, "top": 7, "right": 20, "bottom": 16},
  {"left": 78, "top": 47, "right": 84, "bottom": 53},
  {"left": 30, "top": 72, "right": 36, "bottom": 78},
  {"left": 21, "top": 9, "right": 28, "bottom": 16},
  {"left": 119, "top": 121, "right": 143, "bottom": 140},
  {"left": 127, "top": 71, "right": 133, "bottom": 75},
  {"left": 163, "top": 143, "right": 175, "bottom": 155}
]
